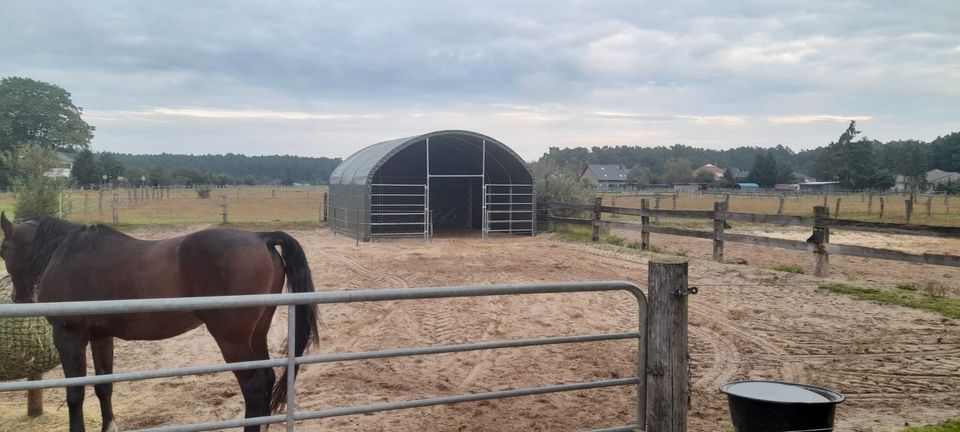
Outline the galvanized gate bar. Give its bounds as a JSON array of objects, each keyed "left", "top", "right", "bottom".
[
  {"left": 0, "top": 331, "right": 640, "bottom": 392},
  {"left": 0, "top": 281, "right": 647, "bottom": 431}
]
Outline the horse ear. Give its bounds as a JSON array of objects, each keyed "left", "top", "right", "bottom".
[{"left": 1, "top": 212, "right": 12, "bottom": 238}]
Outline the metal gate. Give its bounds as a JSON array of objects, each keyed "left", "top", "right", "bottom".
[
  {"left": 0, "top": 281, "right": 647, "bottom": 431},
  {"left": 369, "top": 183, "right": 430, "bottom": 239},
  {"left": 482, "top": 183, "right": 536, "bottom": 238}
]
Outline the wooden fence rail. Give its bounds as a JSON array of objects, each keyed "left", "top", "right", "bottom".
[{"left": 547, "top": 199, "right": 960, "bottom": 276}]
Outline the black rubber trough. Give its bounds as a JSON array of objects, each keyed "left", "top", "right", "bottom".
[{"left": 720, "top": 380, "right": 844, "bottom": 432}]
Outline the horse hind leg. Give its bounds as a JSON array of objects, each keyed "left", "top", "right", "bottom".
[
  {"left": 204, "top": 310, "right": 274, "bottom": 432},
  {"left": 91, "top": 336, "right": 118, "bottom": 432},
  {"left": 52, "top": 326, "right": 90, "bottom": 432}
]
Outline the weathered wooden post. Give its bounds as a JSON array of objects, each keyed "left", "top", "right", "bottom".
[
  {"left": 834, "top": 197, "right": 842, "bottom": 218},
  {"left": 220, "top": 195, "right": 229, "bottom": 224},
  {"left": 926, "top": 195, "right": 932, "bottom": 218},
  {"left": 813, "top": 206, "right": 830, "bottom": 277},
  {"left": 868, "top": 194, "right": 874, "bottom": 215},
  {"left": 111, "top": 192, "right": 119, "bottom": 224},
  {"left": 777, "top": 194, "right": 785, "bottom": 215},
  {"left": 880, "top": 196, "right": 885, "bottom": 218},
  {"left": 905, "top": 198, "right": 913, "bottom": 223},
  {"left": 591, "top": 196, "right": 602, "bottom": 242},
  {"left": 641, "top": 199, "right": 650, "bottom": 250},
  {"left": 646, "top": 258, "right": 690, "bottom": 432},
  {"left": 724, "top": 194, "right": 730, "bottom": 205},
  {"left": 83, "top": 192, "right": 89, "bottom": 216},
  {"left": 672, "top": 193, "right": 678, "bottom": 210},
  {"left": 321, "top": 192, "right": 328, "bottom": 223},
  {"left": 822, "top": 195, "right": 827, "bottom": 207},
  {"left": 946, "top": 194, "right": 951, "bottom": 213},
  {"left": 654, "top": 193, "right": 662, "bottom": 225},
  {"left": 27, "top": 375, "right": 42, "bottom": 417},
  {"left": 713, "top": 201, "right": 727, "bottom": 263},
  {"left": 98, "top": 189, "right": 104, "bottom": 215}
]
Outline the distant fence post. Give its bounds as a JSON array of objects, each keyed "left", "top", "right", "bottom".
[
  {"left": 654, "top": 193, "right": 662, "bottom": 225},
  {"left": 591, "top": 196, "right": 602, "bottom": 242},
  {"left": 777, "top": 194, "right": 785, "bottom": 215},
  {"left": 880, "top": 196, "right": 885, "bottom": 218},
  {"left": 672, "top": 193, "right": 678, "bottom": 210},
  {"left": 646, "top": 258, "right": 690, "bottom": 432},
  {"left": 321, "top": 192, "right": 328, "bottom": 223},
  {"left": 98, "top": 189, "right": 104, "bottom": 215},
  {"left": 834, "top": 197, "right": 842, "bottom": 218},
  {"left": 220, "top": 195, "right": 229, "bottom": 224},
  {"left": 905, "top": 198, "right": 913, "bottom": 223},
  {"left": 813, "top": 206, "right": 830, "bottom": 277},
  {"left": 641, "top": 199, "right": 650, "bottom": 250},
  {"left": 713, "top": 201, "right": 727, "bottom": 263},
  {"left": 868, "top": 194, "right": 874, "bottom": 215},
  {"left": 926, "top": 195, "right": 932, "bottom": 218},
  {"left": 822, "top": 195, "right": 827, "bottom": 207},
  {"left": 111, "top": 192, "right": 119, "bottom": 224},
  {"left": 946, "top": 194, "right": 951, "bottom": 213}
]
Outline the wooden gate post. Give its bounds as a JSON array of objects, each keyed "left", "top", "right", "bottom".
[
  {"left": 905, "top": 199, "right": 913, "bottom": 223},
  {"left": 640, "top": 199, "right": 650, "bottom": 250},
  {"left": 713, "top": 201, "right": 727, "bottom": 263},
  {"left": 813, "top": 206, "right": 830, "bottom": 277},
  {"left": 591, "top": 196, "right": 602, "bottom": 242},
  {"left": 646, "top": 258, "right": 690, "bottom": 432}
]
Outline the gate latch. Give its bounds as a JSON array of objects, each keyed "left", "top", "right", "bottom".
[{"left": 677, "top": 286, "right": 699, "bottom": 297}]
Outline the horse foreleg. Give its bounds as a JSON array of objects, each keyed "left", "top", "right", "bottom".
[
  {"left": 53, "top": 326, "right": 90, "bottom": 432},
  {"left": 91, "top": 336, "right": 117, "bottom": 432}
]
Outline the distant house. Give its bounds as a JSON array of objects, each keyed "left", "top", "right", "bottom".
[
  {"left": 895, "top": 169, "right": 960, "bottom": 191},
  {"left": 774, "top": 183, "right": 800, "bottom": 191},
  {"left": 580, "top": 164, "right": 629, "bottom": 189},
  {"left": 44, "top": 153, "right": 74, "bottom": 178},
  {"left": 692, "top": 164, "right": 725, "bottom": 181}
]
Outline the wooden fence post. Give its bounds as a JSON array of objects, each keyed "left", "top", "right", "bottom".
[
  {"left": 822, "top": 195, "right": 827, "bottom": 207},
  {"left": 321, "top": 192, "right": 328, "bottom": 223},
  {"left": 880, "top": 196, "right": 885, "bottom": 218},
  {"left": 111, "top": 192, "right": 119, "bottom": 224},
  {"left": 654, "top": 194, "right": 662, "bottom": 225},
  {"left": 835, "top": 197, "right": 842, "bottom": 218},
  {"left": 868, "top": 194, "right": 874, "bottom": 215},
  {"left": 591, "top": 196, "right": 602, "bottom": 242},
  {"left": 672, "top": 193, "right": 678, "bottom": 210},
  {"left": 27, "top": 374, "right": 42, "bottom": 417},
  {"left": 946, "top": 194, "right": 951, "bottom": 213},
  {"left": 926, "top": 195, "right": 932, "bottom": 218},
  {"left": 98, "top": 189, "right": 104, "bottom": 215},
  {"left": 641, "top": 199, "right": 650, "bottom": 250},
  {"left": 713, "top": 201, "right": 727, "bottom": 262},
  {"left": 83, "top": 192, "right": 89, "bottom": 216},
  {"left": 813, "top": 206, "right": 830, "bottom": 277},
  {"left": 905, "top": 199, "right": 913, "bottom": 223},
  {"left": 646, "top": 258, "right": 690, "bottom": 432},
  {"left": 221, "top": 195, "right": 229, "bottom": 224},
  {"left": 777, "top": 194, "right": 785, "bottom": 215}
]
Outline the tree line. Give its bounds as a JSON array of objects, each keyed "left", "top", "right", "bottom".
[{"left": 538, "top": 122, "right": 960, "bottom": 189}]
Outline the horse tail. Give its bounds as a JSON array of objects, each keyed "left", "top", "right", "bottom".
[{"left": 258, "top": 231, "right": 320, "bottom": 414}]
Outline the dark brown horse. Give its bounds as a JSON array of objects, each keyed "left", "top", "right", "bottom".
[{"left": 0, "top": 213, "right": 319, "bottom": 432}]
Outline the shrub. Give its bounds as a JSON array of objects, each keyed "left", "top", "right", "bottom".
[
  {"left": 1, "top": 144, "right": 67, "bottom": 220},
  {"left": 196, "top": 187, "right": 211, "bottom": 199}
]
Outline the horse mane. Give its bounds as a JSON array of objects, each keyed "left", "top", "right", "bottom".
[{"left": 22, "top": 218, "right": 123, "bottom": 288}]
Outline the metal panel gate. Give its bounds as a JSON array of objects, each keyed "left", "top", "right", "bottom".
[
  {"left": 0, "top": 281, "right": 647, "bottom": 431},
  {"left": 369, "top": 183, "right": 430, "bottom": 239},
  {"left": 482, "top": 183, "right": 536, "bottom": 238}
]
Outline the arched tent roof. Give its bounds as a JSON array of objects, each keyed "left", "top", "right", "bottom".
[{"left": 329, "top": 130, "right": 531, "bottom": 185}]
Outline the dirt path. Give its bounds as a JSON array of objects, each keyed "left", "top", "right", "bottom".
[{"left": 1, "top": 227, "right": 958, "bottom": 431}]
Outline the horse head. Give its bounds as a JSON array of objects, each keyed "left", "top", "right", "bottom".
[{"left": 1, "top": 212, "right": 41, "bottom": 303}]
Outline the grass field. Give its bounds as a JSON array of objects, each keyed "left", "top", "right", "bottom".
[
  {"left": 599, "top": 191, "right": 960, "bottom": 226},
  {"left": 0, "top": 186, "right": 327, "bottom": 227}
]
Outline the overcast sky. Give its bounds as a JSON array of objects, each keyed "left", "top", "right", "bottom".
[{"left": 2, "top": 1, "right": 958, "bottom": 160}]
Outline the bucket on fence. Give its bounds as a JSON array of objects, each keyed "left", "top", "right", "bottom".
[{"left": 720, "top": 380, "right": 844, "bottom": 432}]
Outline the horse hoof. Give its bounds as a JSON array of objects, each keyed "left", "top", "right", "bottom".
[{"left": 104, "top": 419, "right": 119, "bottom": 432}]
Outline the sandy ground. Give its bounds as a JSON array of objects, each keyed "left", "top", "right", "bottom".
[{"left": 1, "top": 226, "right": 959, "bottom": 431}]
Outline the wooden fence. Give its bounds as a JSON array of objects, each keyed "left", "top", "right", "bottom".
[{"left": 548, "top": 199, "right": 960, "bottom": 277}]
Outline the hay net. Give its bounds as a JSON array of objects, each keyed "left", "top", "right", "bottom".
[{"left": 0, "top": 275, "right": 60, "bottom": 380}]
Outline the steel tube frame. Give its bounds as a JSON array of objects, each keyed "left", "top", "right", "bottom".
[{"left": 0, "top": 281, "right": 647, "bottom": 432}]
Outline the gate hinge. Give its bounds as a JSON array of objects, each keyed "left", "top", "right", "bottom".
[{"left": 677, "top": 286, "right": 698, "bottom": 297}]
